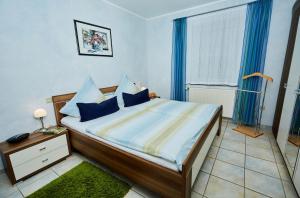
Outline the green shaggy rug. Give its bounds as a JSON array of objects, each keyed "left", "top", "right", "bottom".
[{"left": 27, "top": 161, "right": 130, "bottom": 198}]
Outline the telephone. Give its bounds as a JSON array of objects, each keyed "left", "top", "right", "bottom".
[{"left": 6, "top": 133, "right": 30, "bottom": 143}]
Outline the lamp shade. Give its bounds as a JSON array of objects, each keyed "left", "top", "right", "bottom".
[{"left": 34, "top": 108, "right": 47, "bottom": 118}]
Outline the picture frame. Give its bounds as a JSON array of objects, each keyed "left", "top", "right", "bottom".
[{"left": 74, "top": 20, "right": 113, "bottom": 57}]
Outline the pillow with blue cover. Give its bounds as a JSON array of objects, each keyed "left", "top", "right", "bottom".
[
  {"left": 77, "top": 96, "right": 119, "bottom": 122},
  {"left": 122, "top": 89, "right": 150, "bottom": 107},
  {"left": 114, "top": 75, "right": 140, "bottom": 108},
  {"left": 60, "top": 76, "right": 105, "bottom": 117}
]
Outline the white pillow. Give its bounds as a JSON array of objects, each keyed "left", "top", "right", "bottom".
[
  {"left": 114, "top": 75, "right": 139, "bottom": 108},
  {"left": 60, "top": 76, "right": 105, "bottom": 117}
]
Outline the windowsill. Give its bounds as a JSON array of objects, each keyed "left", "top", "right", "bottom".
[{"left": 187, "top": 84, "right": 237, "bottom": 90}]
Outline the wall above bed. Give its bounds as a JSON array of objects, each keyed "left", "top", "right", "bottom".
[{"left": 0, "top": 0, "right": 147, "bottom": 147}]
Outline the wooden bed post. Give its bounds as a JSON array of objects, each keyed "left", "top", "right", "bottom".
[
  {"left": 183, "top": 169, "right": 192, "bottom": 198},
  {"left": 217, "top": 105, "right": 223, "bottom": 136}
]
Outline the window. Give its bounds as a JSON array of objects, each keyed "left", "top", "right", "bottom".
[{"left": 186, "top": 6, "right": 247, "bottom": 86}]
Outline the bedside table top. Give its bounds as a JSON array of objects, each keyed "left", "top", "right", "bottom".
[{"left": 0, "top": 130, "right": 68, "bottom": 155}]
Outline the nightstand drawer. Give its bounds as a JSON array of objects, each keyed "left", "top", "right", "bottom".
[
  {"left": 9, "top": 134, "right": 67, "bottom": 167},
  {"left": 13, "top": 145, "right": 69, "bottom": 180}
]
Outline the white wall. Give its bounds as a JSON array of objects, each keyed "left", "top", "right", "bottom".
[
  {"left": 145, "top": 0, "right": 296, "bottom": 126},
  {"left": 0, "top": 0, "right": 147, "bottom": 168}
]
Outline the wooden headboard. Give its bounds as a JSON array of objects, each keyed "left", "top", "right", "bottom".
[{"left": 52, "top": 86, "right": 118, "bottom": 126}]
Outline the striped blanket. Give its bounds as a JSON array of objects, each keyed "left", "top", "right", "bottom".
[{"left": 87, "top": 99, "right": 219, "bottom": 169}]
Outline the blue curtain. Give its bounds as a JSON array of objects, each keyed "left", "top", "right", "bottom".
[
  {"left": 233, "top": 0, "right": 273, "bottom": 125},
  {"left": 171, "top": 18, "right": 187, "bottom": 101}
]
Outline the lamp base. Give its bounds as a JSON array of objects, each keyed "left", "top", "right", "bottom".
[{"left": 39, "top": 128, "right": 48, "bottom": 133}]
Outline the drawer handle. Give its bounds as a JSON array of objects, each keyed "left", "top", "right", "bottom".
[
  {"left": 42, "top": 158, "right": 48, "bottom": 163},
  {"left": 39, "top": 147, "right": 46, "bottom": 151}
]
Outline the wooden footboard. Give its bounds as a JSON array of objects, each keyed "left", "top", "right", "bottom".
[
  {"left": 182, "top": 106, "right": 222, "bottom": 197},
  {"left": 52, "top": 87, "right": 223, "bottom": 198},
  {"left": 69, "top": 129, "right": 183, "bottom": 197}
]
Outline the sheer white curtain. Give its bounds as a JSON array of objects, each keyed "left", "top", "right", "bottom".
[{"left": 186, "top": 6, "right": 247, "bottom": 86}]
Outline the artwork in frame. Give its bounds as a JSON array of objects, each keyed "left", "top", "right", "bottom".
[{"left": 74, "top": 20, "right": 113, "bottom": 57}]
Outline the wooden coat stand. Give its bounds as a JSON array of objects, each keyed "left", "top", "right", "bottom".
[{"left": 233, "top": 72, "right": 273, "bottom": 138}]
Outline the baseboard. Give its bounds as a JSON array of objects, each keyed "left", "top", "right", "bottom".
[
  {"left": 260, "top": 125, "right": 272, "bottom": 131},
  {"left": 222, "top": 118, "right": 272, "bottom": 130}
]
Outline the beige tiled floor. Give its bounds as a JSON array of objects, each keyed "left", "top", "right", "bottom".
[
  {"left": 0, "top": 119, "right": 298, "bottom": 198},
  {"left": 192, "top": 120, "right": 298, "bottom": 198}
]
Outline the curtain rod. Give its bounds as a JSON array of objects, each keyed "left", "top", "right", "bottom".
[{"left": 174, "top": 2, "right": 250, "bottom": 20}]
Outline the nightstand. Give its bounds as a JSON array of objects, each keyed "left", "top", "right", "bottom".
[{"left": 0, "top": 130, "right": 71, "bottom": 184}]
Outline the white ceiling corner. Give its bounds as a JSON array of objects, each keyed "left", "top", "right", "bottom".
[{"left": 105, "top": 0, "right": 221, "bottom": 19}]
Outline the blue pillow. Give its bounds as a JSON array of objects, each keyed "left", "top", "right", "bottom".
[
  {"left": 77, "top": 96, "right": 119, "bottom": 122},
  {"left": 60, "top": 76, "right": 105, "bottom": 117},
  {"left": 122, "top": 89, "right": 150, "bottom": 107},
  {"left": 114, "top": 75, "right": 139, "bottom": 108}
]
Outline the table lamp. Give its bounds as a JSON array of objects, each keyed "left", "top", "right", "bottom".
[{"left": 34, "top": 108, "right": 47, "bottom": 132}]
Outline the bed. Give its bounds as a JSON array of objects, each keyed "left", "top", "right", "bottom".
[{"left": 52, "top": 86, "right": 222, "bottom": 198}]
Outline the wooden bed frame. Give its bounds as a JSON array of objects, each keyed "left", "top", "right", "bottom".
[{"left": 52, "top": 86, "right": 223, "bottom": 198}]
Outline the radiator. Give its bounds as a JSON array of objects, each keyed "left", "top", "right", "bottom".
[{"left": 188, "top": 85, "right": 236, "bottom": 118}]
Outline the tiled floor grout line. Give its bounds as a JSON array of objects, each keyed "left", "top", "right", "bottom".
[
  {"left": 142, "top": 126, "right": 291, "bottom": 198},
  {"left": 217, "top": 125, "right": 287, "bottom": 198},
  {"left": 220, "top": 138, "right": 278, "bottom": 164},
  {"left": 223, "top": 136, "right": 272, "bottom": 146},
  {"left": 16, "top": 186, "right": 25, "bottom": 198},
  {"left": 215, "top": 150, "right": 284, "bottom": 182},
  {"left": 4, "top": 187, "right": 25, "bottom": 198},
  {"left": 212, "top": 174, "right": 245, "bottom": 189},
  {"left": 215, "top": 157, "right": 244, "bottom": 168},
  {"left": 245, "top": 166, "right": 281, "bottom": 180},
  {"left": 222, "top": 140, "right": 276, "bottom": 161},
  {"left": 15, "top": 169, "right": 71, "bottom": 198},
  {"left": 244, "top": 187, "right": 272, "bottom": 198},
  {"left": 220, "top": 144, "right": 276, "bottom": 163},
  {"left": 202, "top": 148, "right": 219, "bottom": 196},
  {"left": 243, "top": 168, "right": 287, "bottom": 197},
  {"left": 202, "top": 161, "right": 275, "bottom": 198},
  {"left": 267, "top": 134, "right": 288, "bottom": 198},
  {"left": 52, "top": 169, "right": 59, "bottom": 177},
  {"left": 192, "top": 190, "right": 203, "bottom": 197},
  {"left": 286, "top": 155, "right": 296, "bottom": 172},
  {"left": 207, "top": 128, "right": 249, "bottom": 190},
  {"left": 227, "top": 131, "right": 288, "bottom": 173},
  {"left": 131, "top": 188, "right": 147, "bottom": 198},
  {"left": 245, "top": 153, "right": 276, "bottom": 163},
  {"left": 201, "top": 120, "right": 228, "bottom": 197},
  {"left": 219, "top": 145, "right": 245, "bottom": 155}
]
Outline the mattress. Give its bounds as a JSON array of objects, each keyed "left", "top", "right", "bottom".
[
  {"left": 61, "top": 99, "right": 219, "bottom": 171},
  {"left": 86, "top": 99, "right": 219, "bottom": 170},
  {"left": 61, "top": 115, "right": 179, "bottom": 171}
]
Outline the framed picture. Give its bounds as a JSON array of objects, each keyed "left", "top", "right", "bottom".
[{"left": 74, "top": 20, "right": 113, "bottom": 57}]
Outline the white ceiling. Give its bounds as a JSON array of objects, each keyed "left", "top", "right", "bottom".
[{"left": 106, "top": 0, "right": 220, "bottom": 19}]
